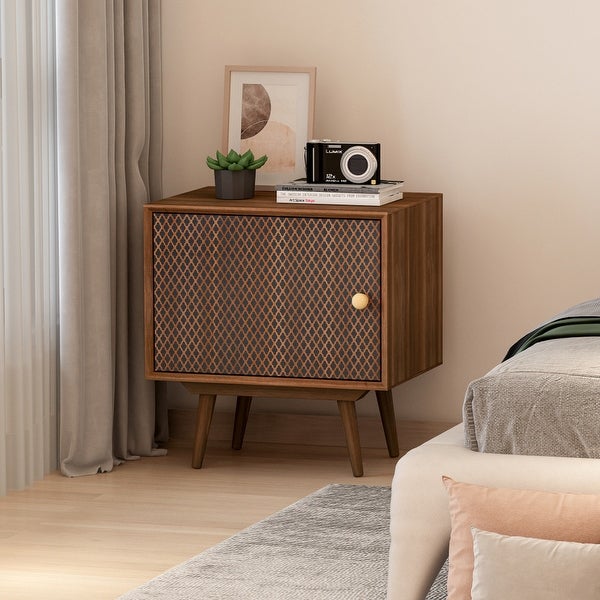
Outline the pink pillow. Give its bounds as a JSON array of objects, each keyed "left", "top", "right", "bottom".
[{"left": 443, "top": 476, "right": 600, "bottom": 600}]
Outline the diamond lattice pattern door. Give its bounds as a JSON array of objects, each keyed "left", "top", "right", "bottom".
[{"left": 152, "top": 213, "right": 382, "bottom": 381}]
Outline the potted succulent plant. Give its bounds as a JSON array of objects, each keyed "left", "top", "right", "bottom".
[{"left": 206, "top": 149, "right": 268, "bottom": 199}]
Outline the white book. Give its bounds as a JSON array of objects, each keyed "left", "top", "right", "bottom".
[
  {"left": 276, "top": 178, "right": 404, "bottom": 195},
  {"left": 277, "top": 189, "right": 400, "bottom": 200},
  {"left": 276, "top": 190, "right": 404, "bottom": 206}
]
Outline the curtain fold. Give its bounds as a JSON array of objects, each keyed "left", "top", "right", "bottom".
[{"left": 56, "top": 0, "right": 165, "bottom": 477}]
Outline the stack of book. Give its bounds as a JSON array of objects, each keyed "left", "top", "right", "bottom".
[{"left": 275, "top": 179, "right": 404, "bottom": 206}]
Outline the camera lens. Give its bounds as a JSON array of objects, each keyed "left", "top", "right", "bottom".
[
  {"left": 340, "top": 146, "right": 378, "bottom": 183},
  {"left": 347, "top": 154, "right": 368, "bottom": 175}
]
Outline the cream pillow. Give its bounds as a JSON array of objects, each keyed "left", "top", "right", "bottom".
[
  {"left": 442, "top": 476, "right": 600, "bottom": 600},
  {"left": 471, "top": 528, "right": 600, "bottom": 600}
]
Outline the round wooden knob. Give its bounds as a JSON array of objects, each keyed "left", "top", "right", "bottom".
[{"left": 351, "top": 293, "right": 370, "bottom": 310}]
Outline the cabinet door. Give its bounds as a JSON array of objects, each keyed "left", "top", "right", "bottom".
[{"left": 151, "top": 212, "right": 382, "bottom": 382}]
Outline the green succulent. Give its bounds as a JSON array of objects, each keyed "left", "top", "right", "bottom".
[{"left": 206, "top": 149, "right": 268, "bottom": 171}]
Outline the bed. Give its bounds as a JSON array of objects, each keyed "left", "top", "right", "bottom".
[{"left": 463, "top": 297, "right": 600, "bottom": 458}]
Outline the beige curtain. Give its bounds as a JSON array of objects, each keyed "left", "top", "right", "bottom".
[{"left": 55, "top": 0, "right": 165, "bottom": 476}]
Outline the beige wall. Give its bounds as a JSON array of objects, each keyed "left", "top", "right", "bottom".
[{"left": 160, "top": 1, "right": 600, "bottom": 422}]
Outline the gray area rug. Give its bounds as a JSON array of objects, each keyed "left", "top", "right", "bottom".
[{"left": 118, "top": 484, "right": 392, "bottom": 600}]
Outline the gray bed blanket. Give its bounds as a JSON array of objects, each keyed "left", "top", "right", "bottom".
[{"left": 463, "top": 297, "right": 600, "bottom": 457}]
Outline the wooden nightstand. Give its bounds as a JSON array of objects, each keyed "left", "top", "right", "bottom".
[{"left": 144, "top": 188, "right": 442, "bottom": 476}]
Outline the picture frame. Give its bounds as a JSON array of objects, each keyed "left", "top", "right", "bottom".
[{"left": 222, "top": 66, "right": 316, "bottom": 187}]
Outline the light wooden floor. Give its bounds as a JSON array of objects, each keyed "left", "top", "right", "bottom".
[{"left": 0, "top": 440, "right": 400, "bottom": 600}]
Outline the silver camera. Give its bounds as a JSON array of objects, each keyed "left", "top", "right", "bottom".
[{"left": 305, "top": 140, "right": 381, "bottom": 185}]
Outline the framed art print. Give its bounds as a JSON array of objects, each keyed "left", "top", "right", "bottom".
[{"left": 222, "top": 66, "right": 316, "bottom": 187}]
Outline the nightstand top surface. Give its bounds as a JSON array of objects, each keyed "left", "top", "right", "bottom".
[{"left": 146, "top": 187, "right": 441, "bottom": 217}]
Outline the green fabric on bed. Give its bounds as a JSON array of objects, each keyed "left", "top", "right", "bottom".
[{"left": 503, "top": 317, "right": 600, "bottom": 360}]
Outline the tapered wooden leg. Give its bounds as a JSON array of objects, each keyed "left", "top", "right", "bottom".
[
  {"left": 232, "top": 395, "right": 253, "bottom": 450},
  {"left": 376, "top": 390, "right": 400, "bottom": 458},
  {"left": 337, "top": 400, "right": 364, "bottom": 477},
  {"left": 192, "top": 394, "right": 216, "bottom": 469}
]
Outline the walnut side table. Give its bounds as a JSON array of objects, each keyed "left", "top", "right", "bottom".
[{"left": 144, "top": 188, "right": 442, "bottom": 476}]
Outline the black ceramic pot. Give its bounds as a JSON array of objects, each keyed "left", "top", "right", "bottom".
[{"left": 214, "top": 169, "right": 256, "bottom": 199}]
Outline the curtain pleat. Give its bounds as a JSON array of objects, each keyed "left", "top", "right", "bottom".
[{"left": 56, "top": 0, "right": 164, "bottom": 477}]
